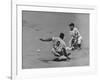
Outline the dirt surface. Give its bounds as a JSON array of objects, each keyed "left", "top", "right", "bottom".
[{"left": 22, "top": 46, "right": 89, "bottom": 69}]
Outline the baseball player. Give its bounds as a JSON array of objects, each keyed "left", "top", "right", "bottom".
[{"left": 40, "top": 32, "right": 71, "bottom": 61}]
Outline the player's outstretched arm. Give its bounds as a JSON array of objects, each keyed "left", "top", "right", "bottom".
[{"left": 40, "top": 38, "right": 52, "bottom": 42}]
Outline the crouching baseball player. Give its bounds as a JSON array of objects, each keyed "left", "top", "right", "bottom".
[{"left": 40, "top": 32, "right": 71, "bottom": 61}]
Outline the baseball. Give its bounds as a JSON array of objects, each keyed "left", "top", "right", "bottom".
[{"left": 36, "top": 49, "right": 41, "bottom": 52}]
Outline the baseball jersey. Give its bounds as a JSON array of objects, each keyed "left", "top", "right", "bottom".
[
  {"left": 70, "top": 27, "right": 81, "bottom": 38},
  {"left": 52, "top": 37, "right": 66, "bottom": 52}
]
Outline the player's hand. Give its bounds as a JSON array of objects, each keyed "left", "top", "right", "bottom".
[{"left": 40, "top": 38, "right": 44, "bottom": 41}]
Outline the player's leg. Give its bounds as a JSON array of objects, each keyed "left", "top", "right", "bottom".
[
  {"left": 62, "top": 48, "right": 71, "bottom": 60},
  {"left": 51, "top": 48, "right": 61, "bottom": 57},
  {"left": 51, "top": 48, "right": 67, "bottom": 61},
  {"left": 77, "top": 36, "right": 82, "bottom": 49},
  {"left": 69, "top": 37, "right": 73, "bottom": 48},
  {"left": 69, "top": 37, "right": 73, "bottom": 50},
  {"left": 51, "top": 48, "right": 60, "bottom": 61},
  {"left": 51, "top": 48, "right": 68, "bottom": 61},
  {"left": 71, "top": 38, "right": 76, "bottom": 50}
]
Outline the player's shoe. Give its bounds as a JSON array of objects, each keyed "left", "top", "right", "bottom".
[{"left": 53, "top": 55, "right": 67, "bottom": 61}]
